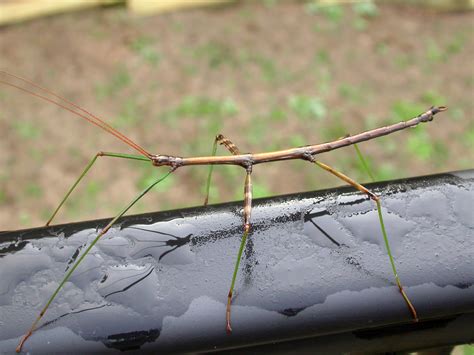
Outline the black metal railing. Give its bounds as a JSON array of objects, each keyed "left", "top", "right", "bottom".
[{"left": 1, "top": 170, "right": 473, "bottom": 353}]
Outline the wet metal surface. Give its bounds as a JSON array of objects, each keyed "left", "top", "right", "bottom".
[{"left": 0, "top": 171, "right": 473, "bottom": 353}]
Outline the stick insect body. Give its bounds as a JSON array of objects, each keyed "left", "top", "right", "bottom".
[{"left": 0, "top": 71, "right": 447, "bottom": 352}]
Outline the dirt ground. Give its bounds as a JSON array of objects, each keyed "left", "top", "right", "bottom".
[{"left": 0, "top": 1, "right": 472, "bottom": 230}]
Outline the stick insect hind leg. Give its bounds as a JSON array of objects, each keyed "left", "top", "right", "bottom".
[
  {"left": 306, "top": 156, "right": 418, "bottom": 321},
  {"left": 46, "top": 152, "right": 151, "bottom": 226},
  {"left": 16, "top": 168, "right": 174, "bottom": 352}
]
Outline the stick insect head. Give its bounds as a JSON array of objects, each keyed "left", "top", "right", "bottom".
[{"left": 420, "top": 106, "right": 448, "bottom": 122}]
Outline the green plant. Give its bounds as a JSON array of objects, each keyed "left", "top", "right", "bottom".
[
  {"left": 288, "top": 95, "right": 326, "bottom": 121},
  {"left": 95, "top": 66, "right": 131, "bottom": 100},
  {"left": 12, "top": 121, "right": 41, "bottom": 140},
  {"left": 130, "top": 37, "right": 161, "bottom": 66}
]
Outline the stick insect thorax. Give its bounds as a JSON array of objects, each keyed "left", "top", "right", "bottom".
[{"left": 151, "top": 106, "right": 447, "bottom": 169}]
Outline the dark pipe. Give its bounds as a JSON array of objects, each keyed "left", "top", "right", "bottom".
[{"left": 0, "top": 170, "right": 473, "bottom": 353}]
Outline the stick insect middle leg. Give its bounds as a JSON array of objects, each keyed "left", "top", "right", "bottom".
[
  {"left": 200, "top": 134, "right": 253, "bottom": 333},
  {"left": 226, "top": 165, "right": 253, "bottom": 333},
  {"left": 307, "top": 157, "right": 418, "bottom": 321}
]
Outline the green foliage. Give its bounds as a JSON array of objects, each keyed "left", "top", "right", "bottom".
[
  {"left": 253, "top": 55, "right": 280, "bottom": 82},
  {"left": 25, "top": 183, "right": 43, "bottom": 198},
  {"left": 426, "top": 39, "right": 445, "bottom": 63},
  {"left": 268, "top": 107, "right": 287, "bottom": 122},
  {"left": 85, "top": 180, "right": 102, "bottom": 200},
  {"left": 130, "top": 37, "right": 161, "bottom": 66},
  {"left": 320, "top": 115, "right": 347, "bottom": 141},
  {"left": 169, "top": 96, "right": 237, "bottom": 118},
  {"left": 406, "top": 127, "right": 448, "bottom": 165},
  {"left": 306, "top": 3, "right": 344, "bottom": 24},
  {"left": 375, "top": 41, "right": 388, "bottom": 55},
  {"left": 193, "top": 42, "right": 236, "bottom": 68},
  {"left": 375, "top": 162, "right": 400, "bottom": 181},
  {"left": 449, "top": 107, "right": 465, "bottom": 121},
  {"left": 95, "top": 66, "right": 131, "bottom": 100},
  {"left": 352, "top": 17, "right": 368, "bottom": 31},
  {"left": 252, "top": 181, "right": 272, "bottom": 199},
  {"left": 160, "top": 96, "right": 238, "bottom": 135},
  {"left": 19, "top": 211, "right": 31, "bottom": 226},
  {"left": 420, "top": 90, "right": 447, "bottom": 107},
  {"left": 339, "top": 83, "right": 366, "bottom": 104},
  {"left": 389, "top": 100, "right": 450, "bottom": 164},
  {"left": 247, "top": 115, "right": 268, "bottom": 146},
  {"left": 394, "top": 53, "right": 414, "bottom": 69},
  {"left": 263, "top": 0, "right": 279, "bottom": 7},
  {"left": 462, "top": 127, "right": 474, "bottom": 149},
  {"left": 233, "top": 180, "right": 272, "bottom": 200},
  {"left": 352, "top": 1, "right": 378, "bottom": 17},
  {"left": 114, "top": 98, "right": 141, "bottom": 128},
  {"left": 288, "top": 95, "right": 326, "bottom": 121},
  {"left": 289, "top": 134, "right": 306, "bottom": 147},
  {"left": 12, "top": 121, "right": 41, "bottom": 140},
  {"left": 0, "top": 190, "right": 6, "bottom": 205},
  {"left": 137, "top": 166, "right": 175, "bottom": 193},
  {"left": 314, "top": 49, "right": 330, "bottom": 65},
  {"left": 446, "top": 32, "right": 467, "bottom": 55},
  {"left": 390, "top": 101, "right": 425, "bottom": 122}
]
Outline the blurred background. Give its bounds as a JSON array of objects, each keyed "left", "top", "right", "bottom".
[{"left": 0, "top": 0, "right": 472, "bottom": 234}]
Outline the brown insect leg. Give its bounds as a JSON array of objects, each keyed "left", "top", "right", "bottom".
[{"left": 226, "top": 166, "right": 252, "bottom": 333}]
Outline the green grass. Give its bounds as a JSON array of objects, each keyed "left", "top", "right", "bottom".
[
  {"left": 314, "top": 49, "right": 330, "bottom": 66},
  {"left": 95, "top": 66, "right": 131, "bottom": 100},
  {"left": 338, "top": 83, "right": 367, "bottom": 104},
  {"left": 426, "top": 39, "right": 445, "bottom": 63},
  {"left": 113, "top": 98, "right": 142, "bottom": 128},
  {"left": 193, "top": 42, "right": 237, "bottom": 68},
  {"left": 462, "top": 126, "right": 474, "bottom": 149},
  {"left": 405, "top": 127, "right": 448, "bottom": 165},
  {"left": 463, "top": 344, "right": 474, "bottom": 355},
  {"left": 351, "top": 1, "right": 379, "bottom": 31},
  {"left": 19, "top": 211, "right": 31, "bottom": 226},
  {"left": 129, "top": 37, "right": 161, "bottom": 67},
  {"left": 352, "top": 1, "right": 378, "bottom": 18},
  {"left": 390, "top": 100, "right": 426, "bottom": 122},
  {"left": 165, "top": 96, "right": 237, "bottom": 118},
  {"left": 288, "top": 95, "right": 326, "bottom": 121},
  {"left": 446, "top": 32, "right": 467, "bottom": 55},
  {"left": 25, "top": 183, "right": 43, "bottom": 198},
  {"left": 12, "top": 121, "right": 42, "bottom": 140},
  {"left": 320, "top": 115, "right": 347, "bottom": 142},
  {"left": 306, "top": 3, "right": 344, "bottom": 24},
  {"left": 137, "top": 166, "right": 176, "bottom": 193},
  {"left": 159, "top": 96, "right": 238, "bottom": 136},
  {"left": 0, "top": 190, "right": 6, "bottom": 205},
  {"left": 420, "top": 90, "right": 447, "bottom": 107}
]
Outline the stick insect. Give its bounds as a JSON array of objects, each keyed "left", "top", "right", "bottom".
[{"left": 0, "top": 71, "right": 447, "bottom": 352}]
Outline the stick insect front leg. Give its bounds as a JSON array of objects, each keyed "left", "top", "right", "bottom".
[
  {"left": 16, "top": 168, "right": 174, "bottom": 352},
  {"left": 204, "top": 134, "right": 241, "bottom": 206},
  {"left": 307, "top": 156, "right": 418, "bottom": 321},
  {"left": 46, "top": 152, "right": 151, "bottom": 226}
]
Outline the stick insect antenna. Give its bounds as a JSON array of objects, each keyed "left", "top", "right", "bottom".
[{"left": 0, "top": 71, "right": 152, "bottom": 158}]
